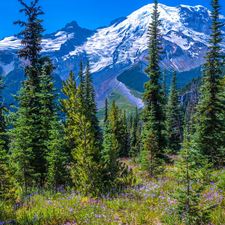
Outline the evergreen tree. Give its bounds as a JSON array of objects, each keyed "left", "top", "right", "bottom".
[
  {"left": 102, "top": 120, "right": 120, "bottom": 183},
  {"left": 162, "top": 67, "right": 167, "bottom": 104},
  {"left": 46, "top": 116, "right": 68, "bottom": 188},
  {"left": 142, "top": 0, "right": 166, "bottom": 158},
  {"left": 120, "top": 110, "right": 130, "bottom": 157},
  {"left": 140, "top": 103, "right": 164, "bottom": 177},
  {"left": 10, "top": 0, "right": 58, "bottom": 184},
  {"left": 130, "top": 107, "right": 139, "bottom": 158},
  {"left": 60, "top": 71, "right": 102, "bottom": 195},
  {"left": 78, "top": 61, "right": 84, "bottom": 98},
  {"left": 101, "top": 119, "right": 133, "bottom": 192},
  {"left": 194, "top": 0, "right": 225, "bottom": 164},
  {"left": 0, "top": 139, "right": 9, "bottom": 199},
  {"left": 0, "top": 75, "right": 11, "bottom": 198},
  {"left": 104, "top": 97, "right": 108, "bottom": 123},
  {"left": 9, "top": 84, "right": 36, "bottom": 193},
  {"left": 83, "top": 61, "right": 102, "bottom": 160},
  {"left": 166, "top": 71, "right": 183, "bottom": 154},
  {"left": 14, "top": 0, "right": 48, "bottom": 81},
  {"left": 171, "top": 122, "right": 215, "bottom": 224}
]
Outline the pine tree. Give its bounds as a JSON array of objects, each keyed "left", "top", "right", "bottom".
[
  {"left": 9, "top": 84, "right": 36, "bottom": 193},
  {"left": 130, "top": 107, "right": 139, "bottom": 158},
  {"left": 120, "top": 110, "right": 130, "bottom": 157},
  {"left": 194, "top": 0, "right": 225, "bottom": 165},
  {"left": 171, "top": 122, "right": 215, "bottom": 224},
  {"left": 60, "top": 71, "right": 102, "bottom": 195},
  {"left": 142, "top": 0, "right": 166, "bottom": 158},
  {"left": 166, "top": 71, "right": 183, "bottom": 154},
  {"left": 14, "top": 0, "right": 47, "bottom": 80},
  {"left": 83, "top": 61, "right": 102, "bottom": 160},
  {"left": 102, "top": 120, "right": 120, "bottom": 183},
  {"left": 140, "top": 103, "right": 164, "bottom": 177},
  {"left": 78, "top": 61, "right": 84, "bottom": 98},
  {"left": 104, "top": 97, "right": 108, "bottom": 123},
  {"left": 0, "top": 75, "right": 11, "bottom": 198},
  {"left": 162, "top": 67, "right": 167, "bottom": 104},
  {"left": 101, "top": 119, "right": 133, "bottom": 192},
  {"left": 46, "top": 116, "right": 68, "bottom": 188},
  {"left": 10, "top": 0, "right": 58, "bottom": 185}
]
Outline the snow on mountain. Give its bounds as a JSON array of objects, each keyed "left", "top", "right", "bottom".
[{"left": 0, "top": 3, "right": 224, "bottom": 107}]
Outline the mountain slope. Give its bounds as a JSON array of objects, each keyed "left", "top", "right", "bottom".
[{"left": 0, "top": 3, "right": 224, "bottom": 107}]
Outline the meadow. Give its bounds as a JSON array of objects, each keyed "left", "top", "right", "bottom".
[{"left": 1, "top": 158, "right": 225, "bottom": 225}]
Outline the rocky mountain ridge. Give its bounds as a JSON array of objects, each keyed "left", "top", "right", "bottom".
[{"left": 0, "top": 3, "right": 224, "bottom": 107}]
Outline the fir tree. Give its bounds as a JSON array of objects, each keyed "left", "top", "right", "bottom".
[
  {"left": 10, "top": 0, "right": 58, "bottom": 185},
  {"left": 9, "top": 84, "right": 36, "bottom": 193},
  {"left": 162, "top": 67, "right": 167, "bottom": 104},
  {"left": 14, "top": 0, "right": 48, "bottom": 80},
  {"left": 60, "top": 71, "right": 102, "bottom": 195},
  {"left": 140, "top": 103, "right": 164, "bottom": 177},
  {"left": 166, "top": 70, "right": 183, "bottom": 154},
  {"left": 104, "top": 97, "right": 108, "bottom": 123},
  {"left": 78, "top": 61, "right": 84, "bottom": 98},
  {"left": 84, "top": 61, "right": 102, "bottom": 160},
  {"left": 46, "top": 116, "right": 68, "bottom": 188},
  {"left": 120, "top": 110, "right": 130, "bottom": 157},
  {"left": 142, "top": 0, "right": 166, "bottom": 158},
  {"left": 101, "top": 119, "right": 133, "bottom": 192},
  {"left": 171, "top": 122, "right": 215, "bottom": 224},
  {"left": 130, "top": 107, "right": 139, "bottom": 158},
  {"left": 102, "top": 120, "right": 120, "bottom": 183},
  {"left": 194, "top": 0, "right": 225, "bottom": 164}
]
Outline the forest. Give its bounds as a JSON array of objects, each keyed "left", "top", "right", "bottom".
[{"left": 0, "top": 0, "right": 225, "bottom": 224}]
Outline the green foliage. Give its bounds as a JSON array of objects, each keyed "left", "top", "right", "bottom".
[
  {"left": 171, "top": 125, "right": 215, "bottom": 224},
  {"left": 46, "top": 116, "right": 68, "bottom": 188},
  {"left": 166, "top": 71, "right": 184, "bottom": 154},
  {"left": 104, "top": 97, "right": 108, "bottom": 123},
  {"left": 60, "top": 70, "right": 103, "bottom": 195},
  {"left": 142, "top": 0, "right": 166, "bottom": 156},
  {"left": 193, "top": 0, "right": 225, "bottom": 165},
  {"left": 130, "top": 107, "right": 142, "bottom": 159},
  {"left": 140, "top": 104, "right": 165, "bottom": 177}
]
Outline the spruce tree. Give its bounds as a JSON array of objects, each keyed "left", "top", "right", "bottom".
[
  {"left": 130, "top": 107, "right": 139, "bottom": 158},
  {"left": 120, "top": 110, "right": 130, "bottom": 157},
  {"left": 142, "top": 0, "right": 166, "bottom": 158},
  {"left": 162, "top": 67, "right": 167, "bottom": 104},
  {"left": 84, "top": 61, "right": 102, "bottom": 160},
  {"left": 102, "top": 120, "right": 120, "bottom": 183},
  {"left": 194, "top": 0, "right": 225, "bottom": 164},
  {"left": 104, "top": 97, "right": 108, "bottom": 123},
  {"left": 9, "top": 84, "right": 36, "bottom": 193},
  {"left": 166, "top": 71, "right": 183, "bottom": 154},
  {"left": 101, "top": 117, "right": 133, "bottom": 192},
  {"left": 78, "top": 61, "right": 84, "bottom": 98},
  {"left": 0, "top": 75, "right": 11, "bottom": 198},
  {"left": 10, "top": 0, "right": 58, "bottom": 184},
  {"left": 46, "top": 116, "right": 68, "bottom": 188},
  {"left": 140, "top": 103, "right": 164, "bottom": 177},
  {"left": 60, "top": 71, "right": 102, "bottom": 195},
  {"left": 171, "top": 122, "right": 215, "bottom": 224}
]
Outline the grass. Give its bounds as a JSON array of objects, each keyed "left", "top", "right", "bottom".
[{"left": 1, "top": 160, "right": 225, "bottom": 225}]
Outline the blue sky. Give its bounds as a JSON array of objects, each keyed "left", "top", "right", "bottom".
[{"left": 0, "top": 0, "right": 224, "bottom": 40}]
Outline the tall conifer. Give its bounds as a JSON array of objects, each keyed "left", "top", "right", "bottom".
[
  {"left": 194, "top": 0, "right": 225, "bottom": 164},
  {"left": 142, "top": 0, "right": 166, "bottom": 158},
  {"left": 166, "top": 71, "right": 183, "bottom": 154}
]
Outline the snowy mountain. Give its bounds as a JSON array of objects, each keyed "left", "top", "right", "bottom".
[{"left": 0, "top": 3, "right": 224, "bottom": 107}]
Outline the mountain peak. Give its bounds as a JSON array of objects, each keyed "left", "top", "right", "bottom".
[{"left": 65, "top": 21, "right": 79, "bottom": 29}]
